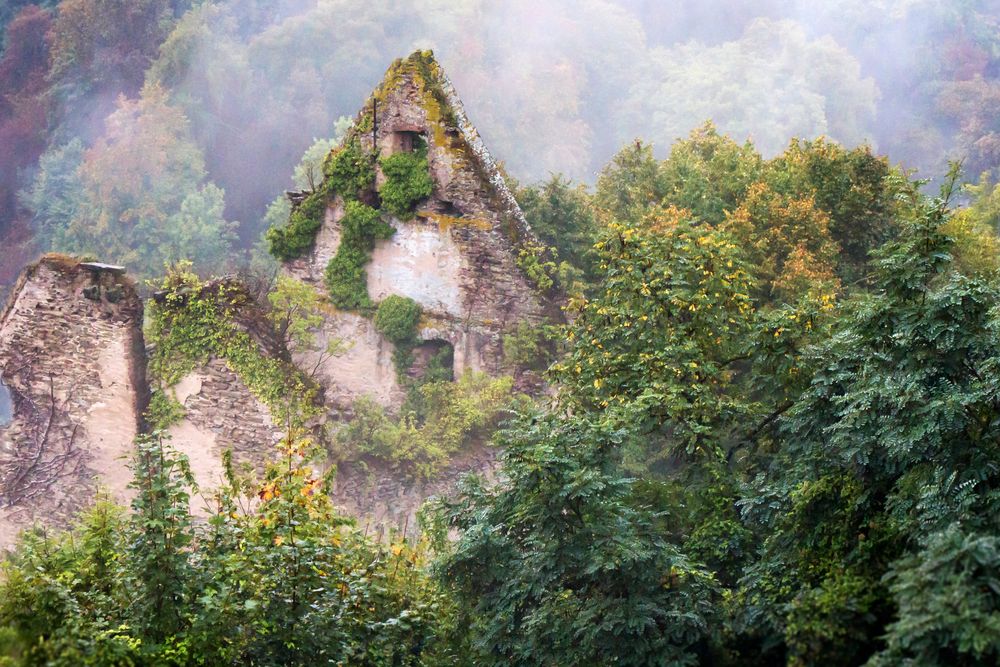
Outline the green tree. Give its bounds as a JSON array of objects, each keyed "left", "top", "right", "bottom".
[
  {"left": 126, "top": 433, "right": 196, "bottom": 644},
  {"left": 432, "top": 413, "right": 715, "bottom": 666},
  {"left": 552, "top": 206, "right": 755, "bottom": 466},
  {"left": 517, "top": 174, "right": 599, "bottom": 285},
  {"left": 739, "top": 175, "right": 1000, "bottom": 665},
  {"left": 658, "top": 122, "right": 762, "bottom": 225},
  {"left": 26, "top": 85, "right": 236, "bottom": 277},
  {"left": 765, "top": 137, "right": 906, "bottom": 279},
  {"left": 624, "top": 19, "right": 877, "bottom": 159},
  {"left": 593, "top": 139, "right": 663, "bottom": 223}
]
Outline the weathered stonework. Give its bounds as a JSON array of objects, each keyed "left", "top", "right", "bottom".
[
  {"left": 285, "top": 51, "right": 560, "bottom": 411},
  {"left": 0, "top": 52, "right": 561, "bottom": 544},
  {"left": 151, "top": 279, "right": 304, "bottom": 506},
  {"left": 330, "top": 444, "right": 496, "bottom": 536},
  {"left": 167, "top": 359, "right": 285, "bottom": 511},
  {"left": 0, "top": 256, "right": 145, "bottom": 546}
]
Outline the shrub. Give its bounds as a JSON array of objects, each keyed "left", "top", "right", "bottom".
[
  {"left": 379, "top": 147, "right": 433, "bottom": 218},
  {"left": 374, "top": 295, "right": 422, "bottom": 375},
  {"left": 326, "top": 139, "right": 375, "bottom": 199},
  {"left": 266, "top": 188, "right": 328, "bottom": 261},
  {"left": 373, "top": 295, "right": 421, "bottom": 345},
  {"left": 336, "top": 373, "right": 515, "bottom": 480}
]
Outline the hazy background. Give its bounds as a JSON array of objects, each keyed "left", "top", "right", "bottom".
[{"left": 2, "top": 0, "right": 999, "bottom": 284}]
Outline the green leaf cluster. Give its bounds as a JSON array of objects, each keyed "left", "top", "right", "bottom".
[
  {"left": 430, "top": 413, "right": 716, "bottom": 665},
  {"left": 265, "top": 185, "right": 330, "bottom": 261},
  {"left": 323, "top": 200, "right": 394, "bottom": 310},
  {"left": 0, "top": 429, "right": 463, "bottom": 665},
  {"left": 267, "top": 138, "right": 377, "bottom": 263},
  {"left": 378, "top": 145, "right": 434, "bottom": 218},
  {"left": 335, "top": 372, "right": 515, "bottom": 481},
  {"left": 373, "top": 294, "right": 422, "bottom": 376}
]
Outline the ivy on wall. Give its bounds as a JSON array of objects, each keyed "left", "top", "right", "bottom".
[
  {"left": 265, "top": 138, "right": 378, "bottom": 263},
  {"left": 267, "top": 127, "right": 435, "bottom": 311},
  {"left": 379, "top": 143, "right": 434, "bottom": 218},
  {"left": 145, "top": 263, "right": 320, "bottom": 430},
  {"left": 324, "top": 201, "right": 394, "bottom": 310}
]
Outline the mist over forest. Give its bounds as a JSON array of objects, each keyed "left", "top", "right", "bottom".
[
  {"left": 2, "top": 0, "right": 999, "bottom": 286},
  {"left": 5, "top": 2, "right": 1000, "bottom": 665}
]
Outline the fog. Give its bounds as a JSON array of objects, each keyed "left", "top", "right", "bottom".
[
  {"left": 3, "top": 0, "right": 995, "bottom": 272},
  {"left": 128, "top": 0, "right": 994, "bottom": 238}
]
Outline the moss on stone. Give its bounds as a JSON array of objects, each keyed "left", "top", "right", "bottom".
[{"left": 424, "top": 212, "right": 491, "bottom": 232}]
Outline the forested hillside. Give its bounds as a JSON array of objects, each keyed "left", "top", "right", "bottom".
[{"left": 3, "top": 1, "right": 1000, "bottom": 665}]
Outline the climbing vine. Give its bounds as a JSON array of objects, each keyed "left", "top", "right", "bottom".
[
  {"left": 266, "top": 139, "right": 376, "bottom": 262},
  {"left": 265, "top": 184, "right": 332, "bottom": 262},
  {"left": 145, "top": 263, "right": 320, "bottom": 430},
  {"left": 326, "top": 138, "right": 376, "bottom": 200},
  {"left": 324, "top": 201, "right": 395, "bottom": 310}
]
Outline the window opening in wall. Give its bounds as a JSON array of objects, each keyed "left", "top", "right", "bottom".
[{"left": 390, "top": 130, "right": 425, "bottom": 155}]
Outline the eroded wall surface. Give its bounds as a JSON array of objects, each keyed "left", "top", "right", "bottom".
[
  {"left": 167, "top": 358, "right": 285, "bottom": 513},
  {"left": 330, "top": 444, "right": 497, "bottom": 537},
  {"left": 0, "top": 257, "right": 145, "bottom": 547}
]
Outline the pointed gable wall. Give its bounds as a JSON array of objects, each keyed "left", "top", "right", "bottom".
[{"left": 284, "top": 52, "right": 559, "bottom": 411}]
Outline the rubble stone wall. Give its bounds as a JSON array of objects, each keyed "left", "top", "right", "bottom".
[
  {"left": 0, "top": 256, "right": 145, "bottom": 546},
  {"left": 331, "top": 444, "right": 497, "bottom": 537},
  {"left": 167, "top": 358, "right": 285, "bottom": 510}
]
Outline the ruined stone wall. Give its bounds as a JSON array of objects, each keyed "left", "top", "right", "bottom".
[
  {"left": 0, "top": 256, "right": 145, "bottom": 546},
  {"left": 167, "top": 358, "right": 285, "bottom": 511},
  {"left": 331, "top": 444, "right": 496, "bottom": 537},
  {"left": 284, "top": 53, "right": 556, "bottom": 411}
]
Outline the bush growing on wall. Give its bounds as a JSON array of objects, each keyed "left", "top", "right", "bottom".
[
  {"left": 379, "top": 145, "right": 433, "bottom": 218},
  {"left": 268, "top": 139, "right": 377, "bottom": 262},
  {"left": 324, "top": 201, "right": 394, "bottom": 310},
  {"left": 374, "top": 294, "right": 422, "bottom": 374}
]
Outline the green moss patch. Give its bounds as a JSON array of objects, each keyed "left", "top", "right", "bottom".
[{"left": 326, "top": 138, "right": 376, "bottom": 200}]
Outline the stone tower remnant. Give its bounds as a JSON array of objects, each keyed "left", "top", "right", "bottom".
[{"left": 282, "top": 50, "right": 560, "bottom": 412}]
